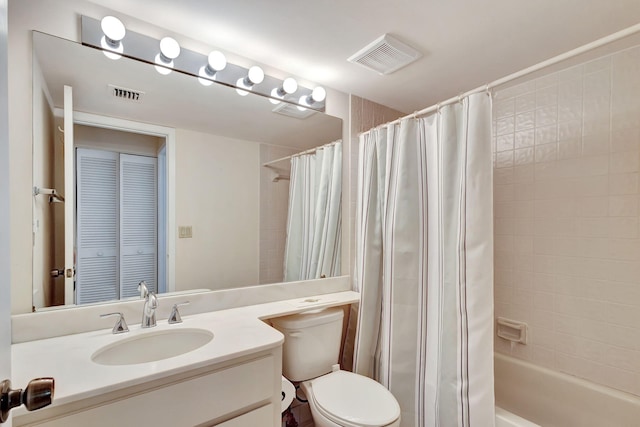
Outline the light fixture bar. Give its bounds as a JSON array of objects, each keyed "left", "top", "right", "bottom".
[{"left": 81, "top": 15, "right": 326, "bottom": 111}]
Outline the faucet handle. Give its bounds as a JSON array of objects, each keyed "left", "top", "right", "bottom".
[
  {"left": 168, "top": 301, "right": 190, "bottom": 324},
  {"left": 137, "top": 281, "right": 149, "bottom": 299},
  {"left": 100, "top": 312, "right": 129, "bottom": 334}
]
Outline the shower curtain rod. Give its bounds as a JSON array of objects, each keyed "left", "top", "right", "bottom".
[
  {"left": 362, "top": 22, "right": 640, "bottom": 135},
  {"left": 262, "top": 139, "right": 342, "bottom": 168}
]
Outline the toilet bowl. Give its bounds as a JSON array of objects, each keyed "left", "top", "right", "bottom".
[
  {"left": 301, "top": 369, "right": 400, "bottom": 427},
  {"left": 271, "top": 307, "right": 401, "bottom": 427}
]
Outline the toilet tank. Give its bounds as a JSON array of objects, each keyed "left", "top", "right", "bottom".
[{"left": 271, "top": 307, "right": 344, "bottom": 382}]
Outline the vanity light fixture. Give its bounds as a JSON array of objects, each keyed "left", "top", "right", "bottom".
[
  {"left": 155, "top": 36, "right": 181, "bottom": 75},
  {"left": 198, "top": 50, "right": 227, "bottom": 86},
  {"left": 298, "top": 86, "right": 327, "bottom": 110},
  {"left": 100, "top": 16, "right": 125, "bottom": 60},
  {"left": 83, "top": 15, "right": 327, "bottom": 110},
  {"left": 269, "top": 77, "right": 298, "bottom": 104},
  {"left": 236, "top": 65, "right": 265, "bottom": 96}
]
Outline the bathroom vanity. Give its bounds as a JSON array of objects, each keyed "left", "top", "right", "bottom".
[
  {"left": 12, "top": 316, "right": 283, "bottom": 426},
  {"left": 11, "top": 291, "right": 359, "bottom": 426}
]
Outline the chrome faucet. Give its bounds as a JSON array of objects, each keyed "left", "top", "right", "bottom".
[
  {"left": 141, "top": 292, "right": 158, "bottom": 328},
  {"left": 138, "top": 280, "right": 149, "bottom": 299},
  {"left": 138, "top": 281, "right": 157, "bottom": 328}
]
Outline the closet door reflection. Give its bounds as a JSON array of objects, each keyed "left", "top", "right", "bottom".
[
  {"left": 76, "top": 148, "right": 158, "bottom": 304},
  {"left": 119, "top": 154, "right": 157, "bottom": 299},
  {"left": 76, "top": 148, "right": 118, "bottom": 304}
]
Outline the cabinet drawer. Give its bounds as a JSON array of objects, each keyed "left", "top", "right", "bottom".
[
  {"left": 30, "top": 355, "right": 274, "bottom": 427},
  {"left": 214, "top": 404, "right": 273, "bottom": 426}
]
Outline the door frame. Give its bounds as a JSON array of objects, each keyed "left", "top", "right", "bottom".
[
  {"left": 0, "top": 0, "right": 12, "bottom": 424},
  {"left": 70, "top": 111, "right": 176, "bottom": 294}
]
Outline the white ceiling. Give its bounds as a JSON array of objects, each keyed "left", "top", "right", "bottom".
[{"left": 86, "top": 0, "right": 640, "bottom": 113}]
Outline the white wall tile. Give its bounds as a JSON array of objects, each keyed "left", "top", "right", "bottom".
[
  {"left": 584, "top": 56, "right": 611, "bottom": 74},
  {"left": 515, "top": 129, "right": 535, "bottom": 149},
  {"left": 515, "top": 111, "right": 535, "bottom": 131},
  {"left": 493, "top": 45, "right": 640, "bottom": 396},
  {"left": 496, "top": 151, "right": 515, "bottom": 168},
  {"left": 495, "top": 167, "right": 515, "bottom": 185},
  {"left": 497, "top": 134, "right": 515, "bottom": 152},
  {"left": 536, "top": 85, "right": 559, "bottom": 107},
  {"left": 515, "top": 92, "right": 536, "bottom": 112},
  {"left": 535, "top": 125, "right": 558, "bottom": 145},
  {"left": 557, "top": 64, "right": 583, "bottom": 82}
]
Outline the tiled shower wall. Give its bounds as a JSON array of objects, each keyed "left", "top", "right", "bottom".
[
  {"left": 259, "top": 144, "right": 297, "bottom": 284},
  {"left": 493, "top": 45, "right": 640, "bottom": 395}
]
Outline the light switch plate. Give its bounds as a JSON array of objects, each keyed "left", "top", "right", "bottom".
[{"left": 178, "top": 226, "right": 193, "bottom": 238}]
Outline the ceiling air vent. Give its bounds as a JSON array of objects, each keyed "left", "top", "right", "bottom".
[
  {"left": 108, "top": 84, "right": 145, "bottom": 102},
  {"left": 348, "top": 34, "right": 422, "bottom": 75},
  {"left": 272, "top": 102, "right": 316, "bottom": 120}
]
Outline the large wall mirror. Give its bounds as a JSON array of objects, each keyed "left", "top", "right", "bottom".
[{"left": 31, "top": 31, "right": 343, "bottom": 311}]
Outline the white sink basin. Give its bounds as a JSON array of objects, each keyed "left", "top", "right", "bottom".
[{"left": 91, "top": 328, "right": 214, "bottom": 366}]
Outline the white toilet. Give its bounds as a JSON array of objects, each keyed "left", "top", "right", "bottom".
[{"left": 271, "top": 307, "right": 401, "bottom": 427}]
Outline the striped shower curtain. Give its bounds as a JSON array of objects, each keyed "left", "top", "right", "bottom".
[
  {"left": 283, "top": 142, "right": 342, "bottom": 281},
  {"left": 353, "top": 93, "right": 494, "bottom": 427}
]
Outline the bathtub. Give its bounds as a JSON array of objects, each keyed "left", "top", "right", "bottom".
[
  {"left": 495, "top": 407, "right": 540, "bottom": 427},
  {"left": 495, "top": 353, "right": 640, "bottom": 426}
]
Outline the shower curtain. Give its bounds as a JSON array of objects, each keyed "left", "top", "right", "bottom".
[
  {"left": 353, "top": 94, "right": 494, "bottom": 427},
  {"left": 283, "top": 141, "right": 342, "bottom": 281}
]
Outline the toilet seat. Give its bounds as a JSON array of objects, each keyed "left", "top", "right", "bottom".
[{"left": 306, "top": 370, "right": 400, "bottom": 427}]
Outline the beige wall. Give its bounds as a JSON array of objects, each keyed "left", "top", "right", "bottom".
[
  {"left": 75, "top": 125, "right": 162, "bottom": 156},
  {"left": 493, "top": 45, "right": 640, "bottom": 396},
  {"left": 10, "top": 0, "right": 112, "bottom": 314},
  {"left": 31, "top": 52, "right": 56, "bottom": 309},
  {"left": 174, "top": 129, "right": 260, "bottom": 291},
  {"left": 8, "top": 0, "right": 350, "bottom": 314}
]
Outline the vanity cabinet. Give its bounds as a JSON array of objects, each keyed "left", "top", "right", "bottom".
[{"left": 14, "top": 350, "right": 281, "bottom": 427}]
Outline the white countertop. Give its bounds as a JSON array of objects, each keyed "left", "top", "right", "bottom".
[{"left": 12, "top": 291, "right": 359, "bottom": 417}]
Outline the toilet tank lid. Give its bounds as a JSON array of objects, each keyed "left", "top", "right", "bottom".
[{"left": 271, "top": 307, "right": 344, "bottom": 329}]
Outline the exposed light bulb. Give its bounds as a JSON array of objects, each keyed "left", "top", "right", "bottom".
[
  {"left": 101, "top": 16, "right": 125, "bottom": 44},
  {"left": 100, "top": 16, "right": 125, "bottom": 60},
  {"left": 159, "top": 37, "right": 180, "bottom": 61},
  {"left": 311, "top": 86, "right": 327, "bottom": 103},
  {"left": 207, "top": 51, "right": 227, "bottom": 72},
  {"left": 154, "top": 53, "right": 173, "bottom": 75},
  {"left": 236, "top": 77, "right": 250, "bottom": 96},
  {"left": 198, "top": 67, "right": 214, "bottom": 86},
  {"left": 297, "top": 95, "right": 310, "bottom": 111},
  {"left": 298, "top": 86, "right": 327, "bottom": 108},
  {"left": 270, "top": 77, "right": 299, "bottom": 104},
  {"left": 101, "top": 36, "right": 123, "bottom": 60},
  {"left": 283, "top": 77, "right": 298, "bottom": 94},
  {"left": 198, "top": 51, "right": 227, "bottom": 87},
  {"left": 246, "top": 66, "right": 264, "bottom": 85},
  {"left": 155, "top": 37, "right": 180, "bottom": 75},
  {"left": 269, "top": 88, "right": 282, "bottom": 104},
  {"left": 237, "top": 66, "right": 264, "bottom": 95}
]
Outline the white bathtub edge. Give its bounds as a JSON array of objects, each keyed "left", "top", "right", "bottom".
[
  {"left": 495, "top": 352, "right": 640, "bottom": 426},
  {"left": 495, "top": 406, "right": 540, "bottom": 427}
]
